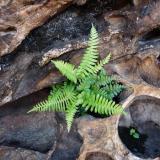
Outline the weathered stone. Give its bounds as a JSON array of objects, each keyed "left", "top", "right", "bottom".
[
  {"left": 51, "top": 115, "right": 83, "bottom": 160},
  {"left": 0, "top": 0, "right": 77, "bottom": 57},
  {"left": 0, "top": 112, "right": 58, "bottom": 152},
  {"left": 0, "top": 0, "right": 160, "bottom": 159},
  {"left": 0, "top": 146, "right": 46, "bottom": 160},
  {"left": 0, "top": 0, "right": 107, "bottom": 106},
  {"left": 0, "top": 91, "right": 82, "bottom": 159},
  {"left": 77, "top": 85, "right": 160, "bottom": 160}
]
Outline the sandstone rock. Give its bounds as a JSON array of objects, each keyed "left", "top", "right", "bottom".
[{"left": 78, "top": 88, "right": 160, "bottom": 160}]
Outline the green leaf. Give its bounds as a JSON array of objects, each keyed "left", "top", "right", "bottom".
[
  {"left": 65, "top": 103, "right": 77, "bottom": 132},
  {"left": 133, "top": 133, "right": 140, "bottom": 139},
  {"left": 52, "top": 60, "right": 77, "bottom": 83},
  {"left": 28, "top": 83, "right": 76, "bottom": 112},
  {"left": 82, "top": 92, "right": 124, "bottom": 115},
  {"left": 93, "top": 53, "right": 111, "bottom": 74},
  {"left": 130, "top": 128, "right": 136, "bottom": 135},
  {"left": 77, "top": 25, "right": 99, "bottom": 78}
]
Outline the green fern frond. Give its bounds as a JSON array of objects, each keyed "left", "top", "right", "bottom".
[
  {"left": 92, "top": 53, "right": 111, "bottom": 74},
  {"left": 96, "top": 70, "right": 115, "bottom": 87},
  {"left": 29, "top": 25, "right": 125, "bottom": 132},
  {"left": 94, "top": 84, "right": 124, "bottom": 100},
  {"left": 82, "top": 92, "right": 123, "bottom": 115},
  {"left": 77, "top": 75, "right": 96, "bottom": 91},
  {"left": 48, "top": 84, "right": 63, "bottom": 101},
  {"left": 65, "top": 103, "right": 77, "bottom": 132},
  {"left": 28, "top": 84, "right": 76, "bottom": 112},
  {"left": 52, "top": 60, "right": 77, "bottom": 83},
  {"left": 104, "top": 84, "right": 125, "bottom": 99},
  {"left": 28, "top": 100, "right": 62, "bottom": 113},
  {"left": 77, "top": 25, "right": 99, "bottom": 78}
]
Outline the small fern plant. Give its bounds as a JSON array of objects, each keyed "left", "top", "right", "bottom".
[{"left": 28, "top": 25, "right": 125, "bottom": 131}]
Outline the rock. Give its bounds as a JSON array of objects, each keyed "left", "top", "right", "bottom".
[
  {"left": 0, "top": 112, "right": 58, "bottom": 152},
  {"left": 0, "top": 0, "right": 107, "bottom": 106},
  {"left": 51, "top": 116, "right": 83, "bottom": 160},
  {"left": 0, "top": 0, "right": 160, "bottom": 159},
  {"left": 0, "top": 0, "right": 74, "bottom": 57},
  {"left": 0, "top": 146, "right": 46, "bottom": 160},
  {"left": 77, "top": 86, "right": 160, "bottom": 160},
  {"left": 0, "top": 89, "right": 58, "bottom": 152},
  {"left": 0, "top": 92, "right": 82, "bottom": 159}
]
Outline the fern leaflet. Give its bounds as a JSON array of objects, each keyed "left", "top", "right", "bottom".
[
  {"left": 76, "top": 25, "right": 99, "bottom": 78},
  {"left": 52, "top": 60, "right": 77, "bottom": 83},
  {"left": 28, "top": 83, "right": 76, "bottom": 112},
  {"left": 65, "top": 103, "right": 77, "bottom": 132},
  {"left": 82, "top": 92, "right": 123, "bottom": 115}
]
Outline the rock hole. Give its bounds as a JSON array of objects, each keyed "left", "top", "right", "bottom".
[
  {"left": 118, "top": 96, "right": 160, "bottom": 159},
  {"left": 85, "top": 152, "right": 113, "bottom": 160},
  {"left": 139, "top": 28, "right": 160, "bottom": 50},
  {"left": 141, "top": 28, "right": 160, "bottom": 41}
]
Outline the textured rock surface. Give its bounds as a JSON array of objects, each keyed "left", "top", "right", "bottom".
[
  {"left": 1, "top": 0, "right": 160, "bottom": 106},
  {"left": 0, "top": 90, "right": 82, "bottom": 159},
  {"left": 0, "top": 0, "right": 108, "bottom": 105},
  {"left": 0, "top": 112, "right": 58, "bottom": 152},
  {"left": 78, "top": 89, "right": 160, "bottom": 160},
  {"left": 0, "top": 0, "right": 160, "bottom": 160},
  {"left": 0, "top": 146, "right": 46, "bottom": 160},
  {"left": 0, "top": 0, "right": 74, "bottom": 57}
]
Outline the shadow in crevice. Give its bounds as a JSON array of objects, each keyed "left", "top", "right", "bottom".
[
  {"left": 118, "top": 96, "right": 160, "bottom": 159},
  {"left": 139, "top": 28, "right": 160, "bottom": 51}
]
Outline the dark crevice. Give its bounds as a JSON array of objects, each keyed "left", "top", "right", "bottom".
[
  {"left": 23, "top": 0, "right": 46, "bottom": 6},
  {"left": 156, "top": 55, "right": 160, "bottom": 64},
  {"left": 118, "top": 96, "right": 160, "bottom": 159},
  {"left": 141, "top": 28, "right": 160, "bottom": 41},
  {"left": 0, "top": 26, "right": 17, "bottom": 33},
  {"left": 139, "top": 27, "right": 160, "bottom": 51}
]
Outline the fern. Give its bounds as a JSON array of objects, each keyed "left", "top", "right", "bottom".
[
  {"left": 52, "top": 61, "right": 77, "bottom": 83},
  {"left": 105, "top": 84, "right": 125, "bottom": 100},
  {"left": 29, "top": 83, "right": 76, "bottom": 112},
  {"left": 28, "top": 25, "right": 125, "bottom": 131},
  {"left": 92, "top": 53, "right": 111, "bottom": 74},
  {"left": 65, "top": 103, "right": 77, "bottom": 132},
  {"left": 82, "top": 92, "right": 123, "bottom": 115},
  {"left": 76, "top": 24, "right": 99, "bottom": 78}
]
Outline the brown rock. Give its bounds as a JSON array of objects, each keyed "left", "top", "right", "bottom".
[
  {"left": 78, "top": 87, "right": 160, "bottom": 160},
  {"left": 0, "top": 0, "right": 73, "bottom": 57}
]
